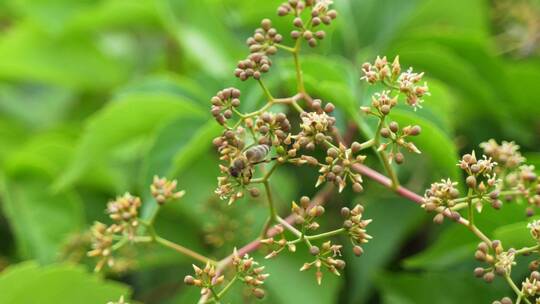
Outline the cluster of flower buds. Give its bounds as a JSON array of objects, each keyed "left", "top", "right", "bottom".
[
  {"left": 361, "top": 56, "right": 400, "bottom": 84},
  {"left": 529, "top": 220, "right": 540, "bottom": 241},
  {"left": 232, "top": 250, "right": 269, "bottom": 299},
  {"left": 378, "top": 121, "right": 422, "bottom": 164},
  {"left": 473, "top": 240, "right": 506, "bottom": 283},
  {"left": 291, "top": 196, "right": 325, "bottom": 231},
  {"left": 184, "top": 263, "right": 225, "bottom": 296},
  {"left": 236, "top": 17, "right": 283, "bottom": 81},
  {"left": 213, "top": 127, "right": 250, "bottom": 204},
  {"left": 294, "top": 111, "right": 336, "bottom": 150},
  {"left": 515, "top": 165, "right": 540, "bottom": 215},
  {"left": 235, "top": 53, "right": 272, "bottom": 81},
  {"left": 361, "top": 56, "right": 429, "bottom": 110},
  {"left": 210, "top": 87, "right": 241, "bottom": 125},
  {"left": 459, "top": 151, "right": 498, "bottom": 182},
  {"left": 87, "top": 222, "right": 114, "bottom": 271},
  {"left": 277, "top": 0, "right": 315, "bottom": 16},
  {"left": 422, "top": 179, "right": 461, "bottom": 223},
  {"left": 521, "top": 271, "right": 540, "bottom": 299},
  {"left": 214, "top": 128, "right": 246, "bottom": 162},
  {"left": 360, "top": 90, "right": 397, "bottom": 116},
  {"left": 254, "top": 112, "right": 291, "bottom": 146},
  {"left": 316, "top": 143, "right": 366, "bottom": 192},
  {"left": 150, "top": 175, "right": 185, "bottom": 205},
  {"left": 260, "top": 225, "right": 297, "bottom": 259},
  {"left": 246, "top": 19, "right": 282, "bottom": 56},
  {"left": 481, "top": 140, "right": 525, "bottom": 171},
  {"left": 300, "top": 241, "right": 345, "bottom": 285},
  {"left": 458, "top": 151, "right": 502, "bottom": 211},
  {"left": 216, "top": 171, "right": 246, "bottom": 205},
  {"left": 106, "top": 193, "right": 142, "bottom": 237},
  {"left": 341, "top": 205, "right": 372, "bottom": 256},
  {"left": 397, "top": 67, "right": 430, "bottom": 109},
  {"left": 277, "top": 0, "right": 336, "bottom": 47}
]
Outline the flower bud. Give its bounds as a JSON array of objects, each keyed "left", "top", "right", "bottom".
[
  {"left": 389, "top": 121, "right": 399, "bottom": 133},
  {"left": 466, "top": 176, "right": 477, "bottom": 188},
  {"left": 353, "top": 245, "right": 364, "bottom": 256},
  {"left": 252, "top": 288, "right": 266, "bottom": 299}
]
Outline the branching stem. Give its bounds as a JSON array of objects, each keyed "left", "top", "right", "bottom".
[{"left": 505, "top": 274, "right": 530, "bottom": 304}]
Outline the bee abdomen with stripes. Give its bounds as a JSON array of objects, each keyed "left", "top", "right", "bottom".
[{"left": 244, "top": 144, "right": 270, "bottom": 163}]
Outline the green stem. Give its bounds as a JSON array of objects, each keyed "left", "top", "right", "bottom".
[
  {"left": 209, "top": 287, "right": 221, "bottom": 304},
  {"left": 259, "top": 216, "right": 272, "bottom": 238},
  {"left": 287, "top": 228, "right": 346, "bottom": 245},
  {"left": 465, "top": 222, "right": 492, "bottom": 247},
  {"left": 358, "top": 139, "right": 375, "bottom": 150},
  {"left": 292, "top": 39, "right": 305, "bottom": 93},
  {"left": 466, "top": 188, "right": 474, "bottom": 226},
  {"left": 275, "top": 43, "right": 296, "bottom": 53},
  {"left": 380, "top": 152, "right": 399, "bottom": 189},
  {"left": 373, "top": 117, "right": 399, "bottom": 189},
  {"left": 263, "top": 161, "right": 280, "bottom": 181},
  {"left": 155, "top": 236, "right": 217, "bottom": 265},
  {"left": 263, "top": 181, "right": 277, "bottom": 220},
  {"left": 257, "top": 79, "right": 274, "bottom": 101},
  {"left": 277, "top": 216, "right": 313, "bottom": 248},
  {"left": 505, "top": 274, "right": 530, "bottom": 304},
  {"left": 111, "top": 238, "right": 129, "bottom": 251},
  {"left": 515, "top": 244, "right": 540, "bottom": 256},
  {"left": 217, "top": 276, "right": 238, "bottom": 298}
]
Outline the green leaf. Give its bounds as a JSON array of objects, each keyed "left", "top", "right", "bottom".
[
  {"left": 0, "top": 177, "right": 84, "bottom": 263},
  {"left": 262, "top": 248, "right": 341, "bottom": 304},
  {"left": 68, "top": 0, "right": 160, "bottom": 33},
  {"left": 116, "top": 73, "right": 209, "bottom": 107},
  {"left": 335, "top": 0, "right": 423, "bottom": 53},
  {"left": 346, "top": 195, "right": 425, "bottom": 303},
  {"left": 404, "top": 202, "right": 532, "bottom": 270},
  {"left": 403, "top": 224, "right": 476, "bottom": 270},
  {"left": 155, "top": 0, "right": 241, "bottom": 79},
  {"left": 0, "top": 118, "right": 27, "bottom": 166},
  {"left": 402, "top": 0, "right": 490, "bottom": 38},
  {"left": 139, "top": 117, "right": 215, "bottom": 221},
  {"left": 376, "top": 271, "right": 506, "bottom": 304},
  {"left": 493, "top": 220, "right": 538, "bottom": 250},
  {"left": 54, "top": 94, "right": 206, "bottom": 191},
  {"left": 0, "top": 83, "right": 74, "bottom": 129},
  {"left": 3, "top": 131, "right": 75, "bottom": 178},
  {"left": 169, "top": 121, "right": 222, "bottom": 177},
  {"left": 389, "top": 109, "right": 460, "bottom": 181},
  {"left": 0, "top": 23, "right": 128, "bottom": 89},
  {"left": 0, "top": 262, "right": 130, "bottom": 304}
]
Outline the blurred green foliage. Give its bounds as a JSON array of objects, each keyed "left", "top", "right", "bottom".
[{"left": 0, "top": 0, "right": 538, "bottom": 303}]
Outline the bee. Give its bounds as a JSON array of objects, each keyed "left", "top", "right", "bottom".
[
  {"left": 244, "top": 144, "right": 271, "bottom": 163},
  {"left": 229, "top": 145, "right": 271, "bottom": 178}
]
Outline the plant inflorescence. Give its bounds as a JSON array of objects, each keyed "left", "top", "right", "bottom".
[{"left": 87, "top": 1, "right": 540, "bottom": 303}]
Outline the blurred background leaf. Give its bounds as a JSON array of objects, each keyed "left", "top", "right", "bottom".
[{"left": 0, "top": 0, "right": 539, "bottom": 303}]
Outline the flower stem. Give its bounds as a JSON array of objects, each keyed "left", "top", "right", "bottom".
[
  {"left": 466, "top": 188, "right": 475, "bottom": 226},
  {"left": 154, "top": 236, "right": 217, "bottom": 265},
  {"left": 292, "top": 39, "right": 305, "bottom": 93},
  {"left": 288, "top": 228, "right": 346, "bottom": 245},
  {"left": 505, "top": 273, "right": 530, "bottom": 304},
  {"left": 277, "top": 216, "right": 313, "bottom": 248},
  {"left": 263, "top": 181, "right": 277, "bottom": 220},
  {"left": 258, "top": 79, "right": 274, "bottom": 101},
  {"left": 217, "top": 275, "right": 238, "bottom": 299},
  {"left": 515, "top": 244, "right": 540, "bottom": 256},
  {"left": 275, "top": 43, "right": 296, "bottom": 53},
  {"left": 373, "top": 117, "right": 399, "bottom": 189}
]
